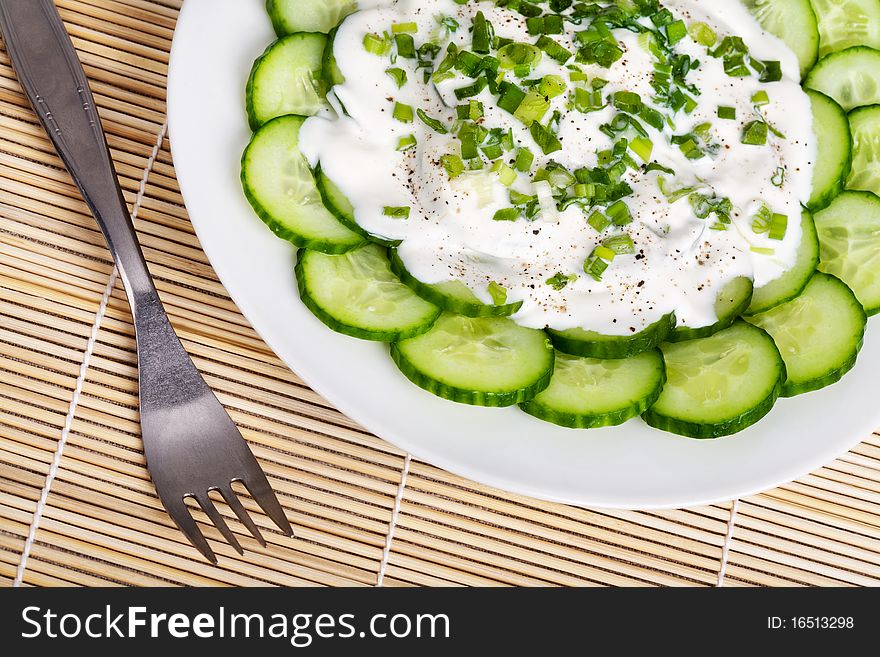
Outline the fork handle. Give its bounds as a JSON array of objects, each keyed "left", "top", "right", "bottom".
[{"left": 0, "top": 0, "right": 206, "bottom": 408}]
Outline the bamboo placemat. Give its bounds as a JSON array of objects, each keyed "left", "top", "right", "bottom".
[{"left": 1, "top": 0, "right": 878, "bottom": 588}]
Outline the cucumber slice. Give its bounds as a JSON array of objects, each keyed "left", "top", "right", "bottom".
[
  {"left": 810, "top": 0, "right": 880, "bottom": 57},
  {"left": 548, "top": 313, "right": 676, "bottom": 360},
  {"left": 389, "top": 250, "right": 524, "bottom": 318},
  {"left": 847, "top": 104, "right": 880, "bottom": 197},
  {"left": 266, "top": 0, "right": 356, "bottom": 35},
  {"left": 741, "top": 0, "right": 819, "bottom": 78},
  {"left": 667, "top": 277, "right": 754, "bottom": 342},
  {"left": 315, "top": 165, "right": 401, "bottom": 248},
  {"left": 296, "top": 244, "right": 440, "bottom": 341},
  {"left": 520, "top": 350, "right": 666, "bottom": 429},
  {"left": 813, "top": 190, "right": 880, "bottom": 314},
  {"left": 805, "top": 46, "right": 880, "bottom": 111},
  {"left": 323, "top": 27, "right": 346, "bottom": 88},
  {"left": 391, "top": 314, "right": 555, "bottom": 407},
  {"left": 806, "top": 90, "right": 852, "bottom": 211},
  {"left": 241, "top": 115, "right": 365, "bottom": 254},
  {"left": 747, "top": 273, "right": 866, "bottom": 396},
  {"left": 746, "top": 210, "right": 820, "bottom": 314},
  {"left": 246, "top": 34, "right": 328, "bottom": 131},
  {"left": 643, "top": 321, "right": 786, "bottom": 439}
]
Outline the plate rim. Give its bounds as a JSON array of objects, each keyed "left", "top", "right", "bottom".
[{"left": 166, "top": 0, "right": 880, "bottom": 510}]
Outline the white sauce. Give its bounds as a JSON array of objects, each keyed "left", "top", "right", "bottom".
[{"left": 300, "top": 0, "right": 816, "bottom": 333}]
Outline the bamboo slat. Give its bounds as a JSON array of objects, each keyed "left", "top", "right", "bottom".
[{"left": 1, "top": 0, "right": 878, "bottom": 588}]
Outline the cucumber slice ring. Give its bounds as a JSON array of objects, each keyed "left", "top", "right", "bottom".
[
  {"left": 548, "top": 313, "right": 676, "bottom": 360},
  {"left": 813, "top": 190, "right": 880, "bottom": 315},
  {"left": 741, "top": 0, "right": 819, "bottom": 79},
  {"left": 746, "top": 210, "right": 820, "bottom": 315},
  {"left": 521, "top": 350, "right": 666, "bottom": 429},
  {"left": 246, "top": 34, "right": 328, "bottom": 131},
  {"left": 267, "top": 0, "right": 356, "bottom": 36},
  {"left": 805, "top": 46, "right": 880, "bottom": 111},
  {"left": 847, "top": 104, "right": 880, "bottom": 197},
  {"left": 315, "top": 165, "right": 401, "bottom": 248},
  {"left": 810, "top": 0, "right": 880, "bottom": 57},
  {"left": 390, "top": 250, "right": 524, "bottom": 318},
  {"left": 643, "top": 321, "right": 786, "bottom": 439},
  {"left": 296, "top": 244, "right": 441, "bottom": 342},
  {"left": 241, "top": 115, "right": 365, "bottom": 254},
  {"left": 391, "top": 314, "right": 555, "bottom": 407},
  {"left": 668, "top": 277, "right": 754, "bottom": 342},
  {"left": 748, "top": 273, "right": 867, "bottom": 396},
  {"left": 806, "top": 90, "right": 852, "bottom": 212}
]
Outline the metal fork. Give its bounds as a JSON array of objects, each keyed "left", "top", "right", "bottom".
[{"left": 0, "top": 0, "right": 293, "bottom": 563}]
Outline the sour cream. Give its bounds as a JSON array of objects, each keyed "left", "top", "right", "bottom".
[{"left": 299, "top": 0, "right": 816, "bottom": 334}]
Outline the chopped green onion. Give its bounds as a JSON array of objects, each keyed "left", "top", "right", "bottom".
[
  {"left": 651, "top": 9, "right": 675, "bottom": 27},
  {"left": 417, "top": 109, "right": 448, "bottom": 134},
  {"left": 688, "top": 21, "right": 717, "bottom": 47},
  {"left": 530, "top": 121, "right": 562, "bottom": 154},
  {"left": 454, "top": 76, "right": 488, "bottom": 99},
  {"left": 573, "top": 87, "right": 605, "bottom": 114},
  {"left": 606, "top": 200, "right": 631, "bottom": 226},
  {"left": 768, "top": 213, "right": 788, "bottom": 240},
  {"left": 392, "top": 22, "right": 417, "bottom": 34},
  {"left": 539, "top": 74, "right": 567, "bottom": 98},
  {"left": 440, "top": 154, "right": 465, "bottom": 179},
  {"left": 665, "top": 20, "right": 687, "bottom": 45},
  {"left": 514, "top": 148, "right": 535, "bottom": 172},
  {"left": 547, "top": 272, "right": 576, "bottom": 291},
  {"left": 750, "top": 246, "right": 776, "bottom": 255},
  {"left": 363, "top": 32, "right": 391, "bottom": 56},
  {"left": 514, "top": 89, "right": 551, "bottom": 125},
  {"left": 457, "top": 100, "right": 485, "bottom": 121},
  {"left": 588, "top": 211, "right": 610, "bottom": 232},
  {"left": 383, "top": 206, "right": 411, "bottom": 219},
  {"left": 751, "top": 90, "right": 770, "bottom": 106},
  {"left": 488, "top": 281, "right": 508, "bottom": 305},
  {"left": 536, "top": 35, "right": 572, "bottom": 64},
  {"left": 497, "top": 81, "right": 526, "bottom": 114},
  {"left": 509, "top": 190, "right": 536, "bottom": 205},
  {"left": 741, "top": 120, "right": 768, "bottom": 145},
  {"left": 717, "top": 106, "right": 736, "bottom": 120},
  {"left": 602, "top": 234, "right": 635, "bottom": 255},
  {"left": 394, "top": 33, "right": 416, "bottom": 58},
  {"left": 526, "top": 15, "right": 563, "bottom": 35},
  {"left": 455, "top": 50, "right": 483, "bottom": 77},
  {"left": 584, "top": 253, "right": 610, "bottom": 281},
  {"left": 630, "top": 137, "right": 653, "bottom": 163},
  {"left": 759, "top": 60, "right": 782, "bottom": 83},
  {"left": 771, "top": 166, "right": 785, "bottom": 187},
  {"left": 678, "top": 138, "right": 702, "bottom": 159},
  {"left": 751, "top": 204, "right": 773, "bottom": 234},
  {"left": 612, "top": 91, "right": 643, "bottom": 113},
  {"left": 498, "top": 43, "right": 542, "bottom": 71},
  {"left": 472, "top": 11, "right": 493, "bottom": 53},
  {"left": 396, "top": 134, "right": 417, "bottom": 151},
  {"left": 493, "top": 208, "right": 520, "bottom": 221},
  {"left": 393, "top": 102, "right": 413, "bottom": 123},
  {"left": 594, "top": 245, "right": 618, "bottom": 262},
  {"left": 491, "top": 161, "right": 518, "bottom": 187},
  {"left": 436, "top": 14, "right": 460, "bottom": 34},
  {"left": 385, "top": 67, "right": 407, "bottom": 88}
]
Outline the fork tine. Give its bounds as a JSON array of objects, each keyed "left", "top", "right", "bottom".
[
  {"left": 166, "top": 496, "right": 217, "bottom": 564},
  {"left": 241, "top": 475, "right": 293, "bottom": 536},
  {"left": 219, "top": 486, "right": 266, "bottom": 547},
  {"left": 197, "top": 495, "right": 243, "bottom": 554}
]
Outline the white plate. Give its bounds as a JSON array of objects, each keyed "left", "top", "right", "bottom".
[{"left": 167, "top": 0, "right": 880, "bottom": 509}]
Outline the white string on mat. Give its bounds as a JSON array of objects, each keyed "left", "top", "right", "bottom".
[
  {"left": 376, "top": 453, "right": 411, "bottom": 587},
  {"left": 716, "top": 498, "right": 740, "bottom": 587},
  {"left": 13, "top": 122, "right": 168, "bottom": 587}
]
